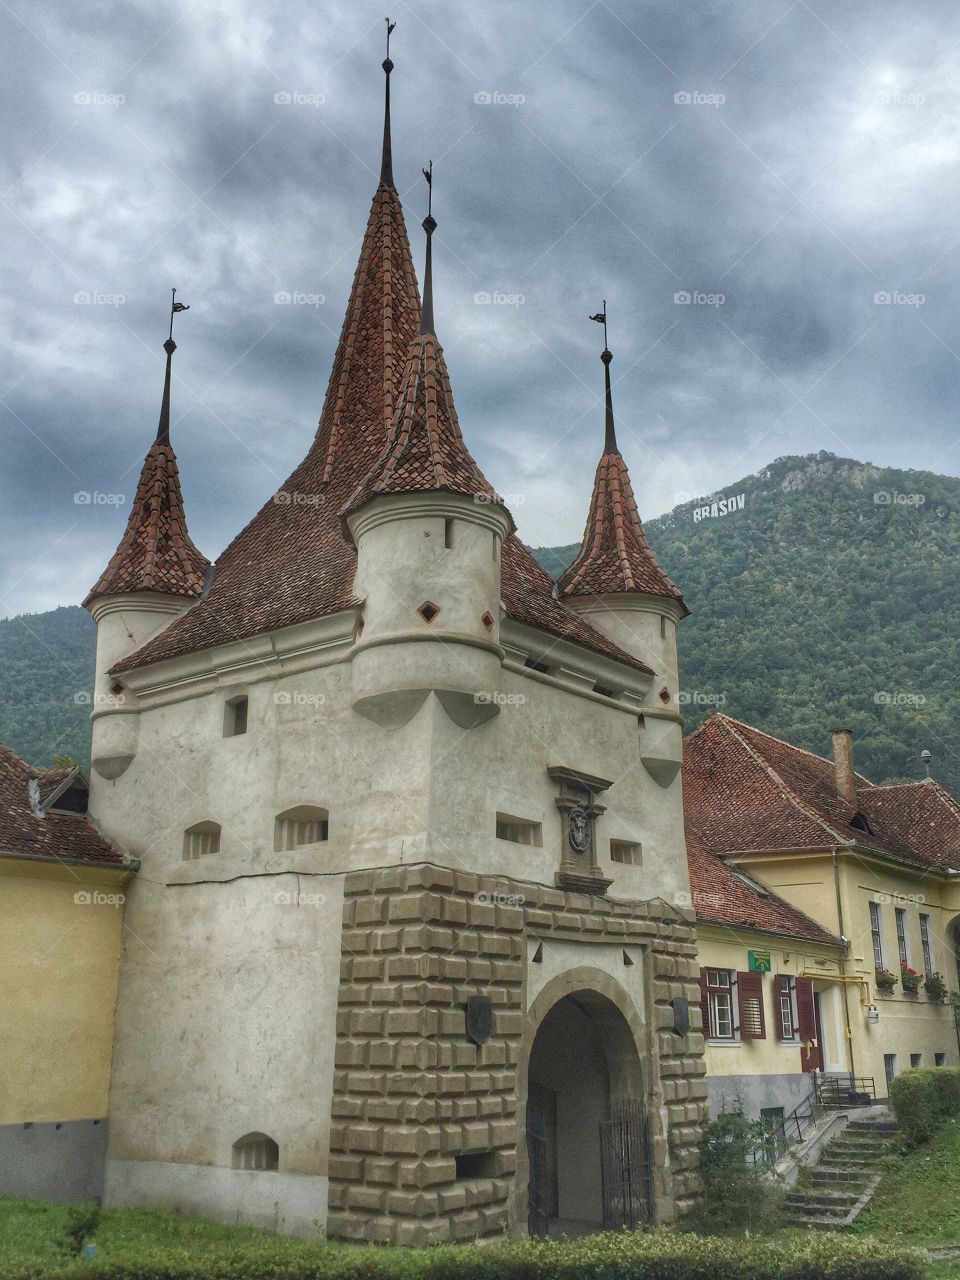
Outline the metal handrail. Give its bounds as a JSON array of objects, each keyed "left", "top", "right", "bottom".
[
  {"left": 817, "top": 1075, "right": 877, "bottom": 1108},
  {"left": 749, "top": 1086, "right": 824, "bottom": 1166}
]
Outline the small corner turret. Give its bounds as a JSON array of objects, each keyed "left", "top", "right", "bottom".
[{"left": 84, "top": 292, "right": 210, "bottom": 779}]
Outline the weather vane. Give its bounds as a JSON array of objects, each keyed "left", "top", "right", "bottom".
[
  {"left": 422, "top": 160, "right": 433, "bottom": 218},
  {"left": 385, "top": 17, "right": 396, "bottom": 58},
  {"left": 589, "top": 300, "right": 608, "bottom": 351},
  {"left": 168, "top": 287, "right": 190, "bottom": 342}
]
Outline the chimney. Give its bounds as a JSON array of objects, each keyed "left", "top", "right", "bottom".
[{"left": 831, "top": 727, "right": 856, "bottom": 804}]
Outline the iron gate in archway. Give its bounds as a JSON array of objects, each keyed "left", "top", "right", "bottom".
[{"left": 600, "top": 1100, "right": 652, "bottom": 1229}]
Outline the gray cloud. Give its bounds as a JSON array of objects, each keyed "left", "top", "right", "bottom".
[{"left": 2, "top": 0, "right": 959, "bottom": 616}]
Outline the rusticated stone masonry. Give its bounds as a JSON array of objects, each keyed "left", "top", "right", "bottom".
[{"left": 326, "top": 863, "right": 707, "bottom": 1245}]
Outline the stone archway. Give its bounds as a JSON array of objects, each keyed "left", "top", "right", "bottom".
[{"left": 512, "top": 968, "right": 654, "bottom": 1237}]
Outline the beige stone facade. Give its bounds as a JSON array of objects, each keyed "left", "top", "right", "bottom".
[{"left": 327, "top": 864, "right": 706, "bottom": 1243}]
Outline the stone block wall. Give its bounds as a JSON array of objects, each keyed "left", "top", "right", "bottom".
[{"left": 327, "top": 863, "right": 706, "bottom": 1244}]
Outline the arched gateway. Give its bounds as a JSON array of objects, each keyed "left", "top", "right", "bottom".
[{"left": 516, "top": 973, "right": 652, "bottom": 1236}]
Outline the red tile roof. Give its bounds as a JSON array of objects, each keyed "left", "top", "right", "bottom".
[
  {"left": 342, "top": 331, "right": 504, "bottom": 523},
  {"left": 684, "top": 713, "right": 960, "bottom": 873},
  {"left": 0, "top": 746, "right": 128, "bottom": 867},
  {"left": 558, "top": 448, "right": 688, "bottom": 612},
  {"left": 83, "top": 438, "right": 210, "bottom": 607},
  {"left": 111, "top": 179, "right": 650, "bottom": 677},
  {"left": 685, "top": 824, "right": 841, "bottom": 945}
]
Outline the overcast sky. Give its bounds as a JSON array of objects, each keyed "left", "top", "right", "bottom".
[{"left": 2, "top": 0, "right": 958, "bottom": 619}]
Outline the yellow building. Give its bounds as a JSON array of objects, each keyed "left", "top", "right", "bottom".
[
  {"left": 0, "top": 745, "right": 135, "bottom": 1201},
  {"left": 685, "top": 716, "right": 960, "bottom": 1118}
]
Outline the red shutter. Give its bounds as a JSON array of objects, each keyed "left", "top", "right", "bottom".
[
  {"left": 775, "top": 975, "right": 790, "bottom": 1041},
  {"left": 737, "top": 971, "right": 766, "bottom": 1039},
  {"left": 795, "top": 977, "right": 816, "bottom": 1040},
  {"left": 699, "top": 969, "right": 710, "bottom": 1037}
]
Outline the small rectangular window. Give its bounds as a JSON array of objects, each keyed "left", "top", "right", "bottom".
[
  {"left": 610, "top": 840, "right": 642, "bottom": 866},
  {"left": 224, "top": 695, "right": 248, "bottom": 737},
  {"left": 936, "top": 1052, "right": 946, "bottom": 1067},
  {"left": 884, "top": 1053, "right": 897, "bottom": 1089},
  {"left": 870, "top": 902, "right": 884, "bottom": 968},
  {"left": 895, "top": 907, "right": 909, "bottom": 967},
  {"left": 455, "top": 1151, "right": 497, "bottom": 1179},
  {"left": 910, "top": 1053, "right": 922, "bottom": 1069},
  {"left": 524, "top": 657, "right": 550, "bottom": 674},
  {"left": 496, "top": 814, "right": 542, "bottom": 846}
]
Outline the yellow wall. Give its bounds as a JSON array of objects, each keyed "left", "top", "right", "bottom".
[
  {"left": 0, "top": 857, "right": 130, "bottom": 1124},
  {"left": 696, "top": 926, "right": 847, "bottom": 1084},
  {"left": 729, "top": 849, "right": 960, "bottom": 1091}
]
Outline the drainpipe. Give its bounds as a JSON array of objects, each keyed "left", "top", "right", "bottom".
[{"left": 832, "top": 847, "right": 857, "bottom": 1079}]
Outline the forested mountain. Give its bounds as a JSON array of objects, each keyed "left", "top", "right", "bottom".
[{"left": 2, "top": 452, "right": 958, "bottom": 794}]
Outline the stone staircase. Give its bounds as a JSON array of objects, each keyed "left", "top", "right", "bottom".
[{"left": 783, "top": 1115, "right": 896, "bottom": 1230}]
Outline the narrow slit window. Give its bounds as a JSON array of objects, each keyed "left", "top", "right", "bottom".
[
  {"left": 495, "top": 813, "right": 542, "bottom": 846},
  {"left": 224, "top": 695, "right": 248, "bottom": 737},
  {"left": 444, "top": 518, "right": 455, "bottom": 549}
]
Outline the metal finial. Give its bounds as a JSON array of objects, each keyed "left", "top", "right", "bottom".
[
  {"left": 921, "top": 748, "right": 932, "bottom": 779},
  {"left": 589, "top": 301, "right": 617, "bottom": 453},
  {"left": 158, "top": 289, "right": 189, "bottom": 445},
  {"left": 380, "top": 19, "right": 396, "bottom": 187},
  {"left": 420, "top": 162, "right": 436, "bottom": 337}
]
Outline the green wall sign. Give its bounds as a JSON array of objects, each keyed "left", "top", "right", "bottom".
[{"left": 748, "top": 949, "right": 772, "bottom": 973}]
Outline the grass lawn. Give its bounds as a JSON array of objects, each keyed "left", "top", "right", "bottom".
[{"left": 851, "top": 1117, "right": 960, "bottom": 1248}]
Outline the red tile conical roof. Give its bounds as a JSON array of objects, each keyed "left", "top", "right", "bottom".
[
  {"left": 558, "top": 349, "right": 686, "bottom": 611},
  {"left": 84, "top": 338, "right": 210, "bottom": 608}
]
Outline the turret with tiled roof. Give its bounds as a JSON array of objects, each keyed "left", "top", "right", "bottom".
[
  {"left": 559, "top": 309, "right": 686, "bottom": 611},
  {"left": 84, "top": 294, "right": 210, "bottom": 608},
  {"left": 343, "top": 165, "right": 510, "bottom": 530}
]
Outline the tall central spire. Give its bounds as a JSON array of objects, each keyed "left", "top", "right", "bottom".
[
  {"left": 380, "top": 18, "right": 396, "bottom": 188},
  {"left": 156, "top": 288, "right": 189, "bottom": 446},
  {"left": 589, "top": 301, "right": 617, "bottom": 454}
]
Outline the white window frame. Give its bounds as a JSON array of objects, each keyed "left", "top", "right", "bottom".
[
  {"left": 778, "top": 976, "right": 799, "bottom": 1041},
  {"left": 706, "top": 968, "right": 737, "bottom": 1042},
  {"left": 869, "top": 902, "right": 884, "bottom": 968}
]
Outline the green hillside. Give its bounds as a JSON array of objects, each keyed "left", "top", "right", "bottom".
[
  {"left": 2, "top": 451, "right": 958, "bottom": 794},
  {"left": 535, "top": 451, "right": 960, "bottom": 795}
]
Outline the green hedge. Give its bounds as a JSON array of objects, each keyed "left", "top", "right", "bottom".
[
  {"left": 890, "top": 1066, "right": 960, "bottom": 1145},
  {"left": 0, "top": 1230, "right": 924, "bottom": 1280}
]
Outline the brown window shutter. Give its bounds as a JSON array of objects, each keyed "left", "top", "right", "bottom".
[
  {"left": 795, "top": 976, "right": 816, "bottom": 1041},
  {"left": 775, "top": 974, "right": 790, "bottom": 1041},
  {"left": 737, "top": 970, "right": 766, "bottom": 1039},
  {"left": 699, "top": 969, "right": 710, "bottom": 1036}
]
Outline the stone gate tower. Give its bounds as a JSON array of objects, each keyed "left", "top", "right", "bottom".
[{"left": 85, "top": 39, "right": 706, "bottom": 1243}]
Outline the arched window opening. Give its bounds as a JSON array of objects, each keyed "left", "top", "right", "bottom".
[
  {"left": 183, "top": 821, "right": 221, "bottom": 860},
  {"left": 231, "top": 1132, "right": 279, "bottom": 1171},
  {"left": 274, "top": 805, "right": 329, "bottom": 852}
]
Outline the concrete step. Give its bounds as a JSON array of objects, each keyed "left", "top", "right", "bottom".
[
  {"left": 786, "top": 1192, "right": 860, "bottom": 1211},
  {"left": 812, "top": 1168, "right": 868, "bottom": 1183},
  {"left": 785, "top": 1200, "right": 850, "bottom": 1220},
  {"left": 846, "top": 1120, "right": 897, "bottom": 1133},
  {"left": 783, "top": 1213, "right": 851, "bottom": 1231}
]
